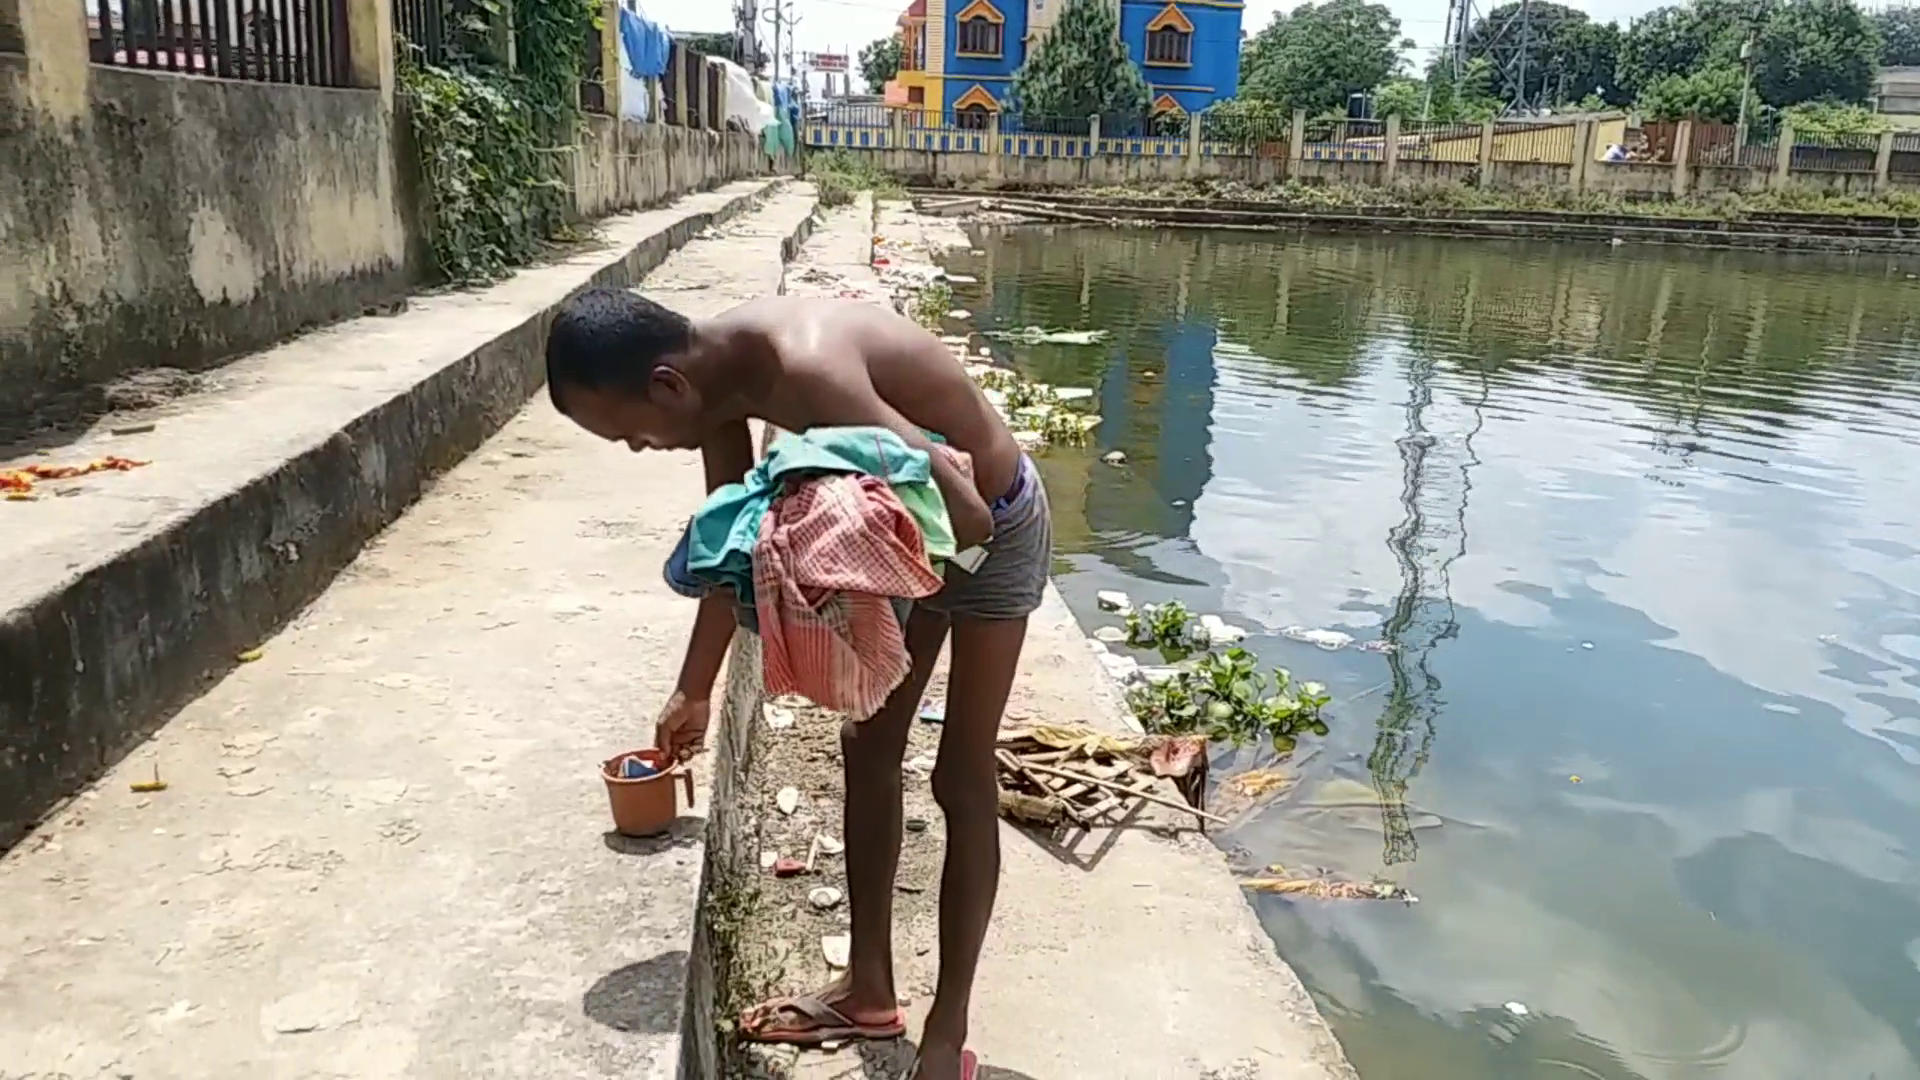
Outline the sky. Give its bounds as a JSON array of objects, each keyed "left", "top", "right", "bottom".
[{"left": 637, "top": 0, "right": 1911, "bottom": 90}]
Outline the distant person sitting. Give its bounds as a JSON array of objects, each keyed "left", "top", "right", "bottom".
[{"left": 1603, "top": 142, "right": 1628, "bottom": 163}]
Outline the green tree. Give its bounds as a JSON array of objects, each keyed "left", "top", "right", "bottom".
[
  {"left": 1752, "top": 0, "right": 1880, "bottom": 107},
  {"left": 1877, "top": 6, "right": 1920, "bottom": 65},
  {"left": 1464, "top": 2, "right": 1625, "bottom": 106},
  {"left": 677, "top": 31, "right": 768, "bottom": 73},
  {"left": 1635, "top": 63, "right": 1745, "bottom": 121},
  {"left": 1012, "top": 0, "right": 1149, "bottom": 118},
  {"left": 1781, "top": 99, "right": 1889, "bottom": 133},
  {"left": 859, "top": 35, "right": 902, "bottom": 94},
  {"left": 1616, "top": 0, "right": 1748, "bottom": 99},
  {"left": 1373, "top": 76, "right": 1425, "bottom": 119},
  {"left": 1241, "top": 0, "right": 1411, "bottom": 116}
]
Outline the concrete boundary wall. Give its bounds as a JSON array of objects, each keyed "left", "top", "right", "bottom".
[
  {"left": 0, "top": 181, "right": 795, "bottom": 852},
  {"left": 818, "top": 139, "right": 1920, "bottom": 200}
]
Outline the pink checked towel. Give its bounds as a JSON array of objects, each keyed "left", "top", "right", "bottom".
[{"left": 753, "top": 473, "right": 946, "bottom": 719}]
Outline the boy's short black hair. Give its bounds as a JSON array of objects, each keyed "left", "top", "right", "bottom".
[{"left": 545, "top": 288, "right": 693, "bottom": 410}]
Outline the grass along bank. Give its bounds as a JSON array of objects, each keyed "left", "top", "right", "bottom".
[{"left": 1006, "top": 178, "right": 1920, "bottom": 222}]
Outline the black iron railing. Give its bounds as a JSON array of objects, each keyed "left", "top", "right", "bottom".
[{"left": 89, "top": 0, "right": 351, "bottom": 86}]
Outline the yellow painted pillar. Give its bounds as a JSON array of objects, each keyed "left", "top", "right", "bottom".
[
  {"left": 1671, "top": 119, "right": 1692, "bottom": 198},
  {"left": 347, "top": 0, "right": 397, "bottom": 108},
  {"left": 1476, "top": 118, "right": 1495, "bottom": 188},
  {"left": 1186, "top": 108, "right": 1203, "bottom": 179},
  {"left": 1383, "top": 114, "right": 1400, "bottom": 186},
  {"left": 13, "top": 0, "right": 91, "bottom": 120},
  {"left": 600, "top": 0, "right": 622, "bottom": 119}
]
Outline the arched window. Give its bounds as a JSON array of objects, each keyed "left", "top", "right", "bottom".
[
  {"left": 953, "top": 84, "right": 999, "bottom": 129},
  {"left": 954, "top": 0, "right": 1006, "bottom": 57},
  {"left": 1144, "top": 4, "right": 1193, "bottom": 67}
]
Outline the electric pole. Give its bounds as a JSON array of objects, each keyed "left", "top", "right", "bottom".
[
  {"left": 734, "top": 0, "right": 760, "bottom": 72},
  {"left": 760, "top": 0, "right": 797, "bottom": 83},
  {"left": 1514, "top": 0, "right": 1531, "bottom": 113},
  {"left": 1735, "top": 34, "right": 1755, "bottom": 144}
]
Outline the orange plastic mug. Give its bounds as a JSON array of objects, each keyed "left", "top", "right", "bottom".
[{"left": 601, "top": 749, "right": 696, "bottom": 837}]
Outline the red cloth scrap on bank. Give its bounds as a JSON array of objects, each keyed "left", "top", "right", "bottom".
[{"left": 753, "top": 473, "right": 945, "bottom": 719}]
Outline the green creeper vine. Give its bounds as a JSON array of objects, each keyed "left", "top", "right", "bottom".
[{"left": 399, "top": 0, "right": 596, "bottom": 284}]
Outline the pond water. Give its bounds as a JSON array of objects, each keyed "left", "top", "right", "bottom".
[{"left": 940, "top": 227, "right": 1920, "bottom": 1080}]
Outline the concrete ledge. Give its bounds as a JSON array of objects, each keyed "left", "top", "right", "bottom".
[
  {"left": 0, "top": 180, "right": 791, "bottom": 852},
  {"left": 971, "top": 194, "right": 1920, "bottom": 254}
]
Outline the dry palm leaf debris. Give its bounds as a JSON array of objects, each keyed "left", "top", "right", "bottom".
[
  {"left": 1241, "top": 865, "right": 1417, "bottom": 903},
  {"left": 2, "top": 456, "right": 148, "bottom": 500}
]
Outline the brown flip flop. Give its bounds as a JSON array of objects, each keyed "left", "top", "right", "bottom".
[{"left": 738, "top": 994, "right": 906, "bottom": 1046}]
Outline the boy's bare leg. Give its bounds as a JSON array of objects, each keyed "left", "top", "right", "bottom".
[
  {"left": 740, "top": 606, "right": 949, "bottom": 1036},
  {"left": 917, "top": 615, "right": 1027, "bottom": 1080},
  {"left": 842, "top": 606, "right": 951, "bottom": 1007}
]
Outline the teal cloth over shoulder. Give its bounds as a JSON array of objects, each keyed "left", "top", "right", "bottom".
[{"left": 683, "top": 426, "right": 951, "bottom": 608}]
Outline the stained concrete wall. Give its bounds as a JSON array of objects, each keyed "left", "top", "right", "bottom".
[
  {"left": 570, "top": 115, "right": 786, "bottom": 220},
  {"left": 0, "top": 55, "right": 413, "bottom": 434},
  {"left": 2, "top": 21, "right": 786, "bottom": 441}
]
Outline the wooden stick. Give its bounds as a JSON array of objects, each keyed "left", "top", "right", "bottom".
[
  {"left": 997, "top": 750, "right": 1088, "bottom": 825},
  {"left": 1015, "top": 760, "right": 1230, "bottom": 825}
]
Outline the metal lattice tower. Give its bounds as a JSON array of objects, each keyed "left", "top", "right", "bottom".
[{"left": 1445, "top": 0, "right": 1548, "bottom": 114}]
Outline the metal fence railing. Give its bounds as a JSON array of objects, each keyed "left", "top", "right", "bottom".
[
  {"left": 89, "top": 0, "right": 350, "bottom": 84},
  {"left": 1790, "top": 130, "right": 1881, "bottom": 173},
  {"left": 1688, "top": 122, "right": 1777, "bottom": 168},
  {"left": 1197, "top": 105, "right": 1288, "bottom": 156},
  {"left": 392, "top": 0, "right": 444, "bottom": 65},
  {"left": 660, "top": 40, "right": 679, "bottom": 122},
  {"left": 578, "top": 17, "right": 606, "bottom": 114},
  {"left": 1396, "top": 120, "right": 1482, "bottom": 162},
  {"left": 1892, "top": 132, "right": 1920, "bottom": 180},
  {"left": 1489, "top": 120, "right": 1575, "bottom": 164}
]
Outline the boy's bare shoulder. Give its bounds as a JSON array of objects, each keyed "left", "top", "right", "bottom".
[{"left": 717, "top": 294, "right": 890, "bottom": 326}]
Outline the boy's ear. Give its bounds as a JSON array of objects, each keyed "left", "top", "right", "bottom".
[{"left": 649, "top": 364, "right": 696, "bottom": 406}]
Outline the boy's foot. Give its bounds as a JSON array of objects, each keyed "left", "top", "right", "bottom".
[
  {"left": 738, "top": 984, "right": 904, "bottom": 1046},
  {"left": 908, "top": 1047, "right": 978, "bottom": 1080}
]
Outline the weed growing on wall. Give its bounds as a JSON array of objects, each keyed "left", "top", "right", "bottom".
[
  {"left": 807, "top": 149, "right": 903, "bottom": 208},
  {"left": 399, "top": 0, "right": 595, "bottom": 284}
]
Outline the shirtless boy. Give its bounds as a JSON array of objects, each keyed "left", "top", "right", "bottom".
[{"left": 544, "top": 288, "right": 1052, "bottom": 1080}]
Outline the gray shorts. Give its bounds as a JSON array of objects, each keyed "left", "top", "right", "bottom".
[{"left": 918, "top": 455, "right": 1052, "bottom": 621}]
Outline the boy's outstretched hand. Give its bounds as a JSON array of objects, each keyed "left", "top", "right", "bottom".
[{"left": 654, "top": 690, "right": 711, "bottom": 762}]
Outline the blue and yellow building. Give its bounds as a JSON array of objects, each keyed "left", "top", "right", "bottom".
[{"left": 884, "top": 0, "right": 1245, "bottom": 125}]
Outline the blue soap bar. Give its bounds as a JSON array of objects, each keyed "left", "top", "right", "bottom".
[{"left": 620, "top": 757, "right": 658, "bottom": 779}]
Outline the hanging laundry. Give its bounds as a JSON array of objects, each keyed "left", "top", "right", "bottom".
[{"left": 754, "top": 474, "right": 945, "bottom": 719}]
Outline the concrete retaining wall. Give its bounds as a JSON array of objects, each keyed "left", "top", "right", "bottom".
[
  {"left": 571, "top": 118, "right": 783, "bottom": 221},
  {"left": 822, "top": 142, "right": 1920, "bottom": 203},
  {"left": 1, "top": 55, "right": 785, "bottom": 442},
  {"left": 0, "top": 56, "right": 413, "bottom": 435}
]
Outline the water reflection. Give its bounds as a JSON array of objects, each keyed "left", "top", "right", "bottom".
[
  {"left": 1372, "top": 346, "right": 1484, "bottom": 866},
  {"left": 947, "top": 227, "right": 1920, "bottom": 1080}
]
